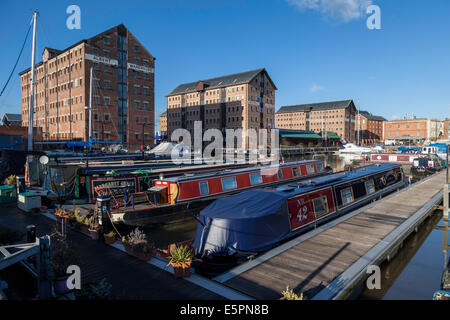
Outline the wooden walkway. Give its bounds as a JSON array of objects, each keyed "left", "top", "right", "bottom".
[
  {"left": 0, "top": 203, "right": 224, "bottom": 300},
  {"left": 215, "top": 171, "right": 446, "bottom": 300}
]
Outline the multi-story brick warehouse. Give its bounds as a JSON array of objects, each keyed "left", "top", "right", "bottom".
[
  {"left": 276, "top": 100, "right": 357, "bottom": 143},
  {"left": 166, "top": 68, "right": 277, "bottom": 149},
  {"left": 443, "top": 118, "right": 450, "bottom": 141},
  {"left": 19, "top": 24, "right": 155, "bottom": 151},
  {"left": 159, "top": 111, "right": 167, "bottom": 136},
  {"left": 383, "top": 116, "right": 443, "bottom": 143},
  {"left": 354, "top": 110, "right": 386, "bottom": 145}
]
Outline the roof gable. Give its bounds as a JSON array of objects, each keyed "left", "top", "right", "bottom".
[{"left": 167, "top": 68, "right": 276, "bottom": 96}]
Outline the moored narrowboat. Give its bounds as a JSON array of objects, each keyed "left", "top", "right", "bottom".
[
  {"left": 411, "top": 157, "right": 443, "bottom": 174},
  {"left": 192, "top": 163, "right": 408, "bottom": 274},
  {"left": 103, "top": 160, "right": 331, "bottom": 226}
]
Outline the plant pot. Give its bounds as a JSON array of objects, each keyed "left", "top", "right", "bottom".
[
  {"left": 123, "top": 243, "right": 154, "bottom": 261},
  {"left": 133, "top": 250, "right": 154, "bottom": 262},
  {"left": 123, "top": 243, "right": 133, "bottom": 253},
  {"left": 104, "top": 235, "right": 116, "bottom": 244},
  {"left": 172, "top": 262, "right": 191, "bottom": 278},
  {"left": 89, "top": 229, "right": 99, "bottom": 240},
  {"left": 53, "top": 277, "right": 70, "bottom": 295},
  {"left": 79, "top": 225, "right": 90, "bottom": 234}
]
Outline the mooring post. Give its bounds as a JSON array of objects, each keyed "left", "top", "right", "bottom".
[
  {"left": 26, "top": 225, "right": 36, "bottom": 243},
  {"left": 96, "top": 195, "right": 112, "bottom": 235},
  {"left": 37, "top": 235, "right": 52, "bottom": 299}
]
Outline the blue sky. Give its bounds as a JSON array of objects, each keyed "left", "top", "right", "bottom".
[{"left": 0, "top": 0, "right": 449, "bottom": 131}]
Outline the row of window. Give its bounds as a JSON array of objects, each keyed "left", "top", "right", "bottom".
[
  {"left": 197, "top": 165, "right": 320, "bottom": 196},
  {"left": 297, "top": 179, "right": 376, "bottom": 220}
]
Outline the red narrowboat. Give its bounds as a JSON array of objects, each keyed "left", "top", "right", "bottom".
[{"left": 104, "top": 160, "right": 331, "bottom": 226}]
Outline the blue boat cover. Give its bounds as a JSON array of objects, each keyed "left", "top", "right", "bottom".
[{"left": 192, "top": 189, "right": 291, "bottom": 256}]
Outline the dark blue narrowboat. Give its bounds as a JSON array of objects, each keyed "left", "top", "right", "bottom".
[
  {"left": 192, "top": 163, "right": 408, "bottom": 274},
  {"left": 411, "top": 157, "right": 443, "bottom": 174}
]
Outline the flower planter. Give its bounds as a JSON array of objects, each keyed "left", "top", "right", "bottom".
[
  {"left": 53, "top": 277, "right": 70, "bottom": 295},
  {"left": 89, "top": 229, "right": 99, "bottom": 241},
  {"left": 123, "top": 243, "right": 154, "bottom": 261},
  {"left": 79, "top": 225, "right": 90, "bottom": 234},
  {"left": 104, "top": 235, "right": 116, "bottom": 244},
  {"left": 172, "top": 262, "right": 191, "bottom": 278}
]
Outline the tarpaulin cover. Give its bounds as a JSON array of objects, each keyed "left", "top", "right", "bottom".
[{"left": 193, "top": 189, "right": 291, "bottom": 255}]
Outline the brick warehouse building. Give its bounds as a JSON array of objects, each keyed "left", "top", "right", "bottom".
[
  {"left": 276, "top": 100, "right": 357, "bottom": 143},
  {"left": 166, "top": 68, "right": 277, "bottom": 149},
  {"left": 354, "top": 110, "right": 386, "bottom": 145},
  {"left": 19, "top": 24, "right": 155, "bottom": 151},
  {"left": 383, "top": 116, "right": 443, "bottom": 143}
]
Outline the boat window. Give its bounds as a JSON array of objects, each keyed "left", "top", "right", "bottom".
[
  {"left": 277, "top": 169, "right": 283, "bottom": 180},
  {"left": 292, "top": 167, "right": 301, "bottom": 177},
  {"left": 306, "top": 164, "right": 315, "bottom": 175},
  {"left": 221, "top": 176, "right": 237, "bottom": 191},
  {"left": 250, "top": 172, "right": 262, "bottom": 185},
  {"left": 365, "top": 180, "right": 375, "bottom": 195},
  {"left": 313, "top": 196, "right": 329, "bottom": 218},
  {"left": 316, "top": 163, "right": 323, "bottom": 172},
  {"left": 341, "top": 188, "right": 354, "bottom": 205},
  {"left": 199, "top": 181, "right": 209, "bottom": 195}
]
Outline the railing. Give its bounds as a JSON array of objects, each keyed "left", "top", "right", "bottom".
[
  {"left": 280, "top": 146, "right": 339, "bottom": 154},
  {"left": 0, "top": 226, "right": 52, "bottom": 299}
]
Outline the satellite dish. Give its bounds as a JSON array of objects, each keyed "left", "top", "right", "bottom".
[{"left": 39, "top": 155, "right": 49, "bottom": 165}]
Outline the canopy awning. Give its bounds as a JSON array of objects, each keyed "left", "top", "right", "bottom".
[{"left": 280, "top": 133, "right": 322, "bottom": 139}]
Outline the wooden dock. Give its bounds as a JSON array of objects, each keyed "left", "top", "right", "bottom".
[{"left": 214, "top": 171, "right": 447, "bottom": 300}]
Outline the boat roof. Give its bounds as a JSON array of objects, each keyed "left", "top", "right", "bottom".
[
  {"left": 274, "top": 163, "right": 400, "bottom": 197},
  {"left": 162, "top": 160, "right": 323, "bottom": 182}
]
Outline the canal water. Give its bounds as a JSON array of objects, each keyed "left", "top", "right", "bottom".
[{"left": 146, "top": 153, "right": 447, "bottom": 299}]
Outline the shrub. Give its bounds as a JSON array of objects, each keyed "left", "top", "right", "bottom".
[
  {"left": 281, "top": 286, "right": 305, "bottom": 300},
  {"left": 122, "top": 228, "right": 154, "bottom": 253}
]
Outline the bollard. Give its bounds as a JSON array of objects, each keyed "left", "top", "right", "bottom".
[
  {"left": 27, "top": 225, "right": 36, "bottom": 243},
  {"left": 96, "top": 196, "right": 112, "bottom": 235}
]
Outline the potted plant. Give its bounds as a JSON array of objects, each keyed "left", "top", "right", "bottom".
[
  {"left": 88, "top": 216, "right": 100, "bottom": 241},
  {"left": 166, "top": 245, "right": 193, "bottom": 278},
  {"left": 122, "top": 228, "right": 155, "bottom": 261},
  {"left": 74, "top": 213, "right": 91, "bottom": 233},
  {"left": 74, "top": 278, "right": 112, "bottom": 300},
  {"left": 280, "top": 286, "right": 305, "bottom": 300},
  {"left": 50, "top": 235, "right": 79, "bottom": 296},
  {"left": 55, "top": 208, "right": 69, "bottom": 225},
  {"left": 103, "top": 230, "right": 116, "bottom": 244}
]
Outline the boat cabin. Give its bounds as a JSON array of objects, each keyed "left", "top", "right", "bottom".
[{"left": 153, "top": 160, "right": 327, "bottom": 205}]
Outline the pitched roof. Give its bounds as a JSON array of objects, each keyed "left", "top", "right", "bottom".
[
  {"left": 20, "top": 24, "right": 154, "bottom": 76},
  {"left": 276, "top": 100, "right": 354, "bottom": 114},
  {"left": 2, "top": 113, "right": 22, "bottom": 122},
  {"left": 167, "top": 68, "right": 276, "bottom": 96},
  {"left": 160, "top": 111, "right": 167, "bottom": 117},
  {"left": 359, "top": 110, "right": 386, "bottom": 121}
]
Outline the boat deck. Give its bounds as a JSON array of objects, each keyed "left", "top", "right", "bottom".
[{"left": 214, "top": 171, "right": 446, "bottom": 300}]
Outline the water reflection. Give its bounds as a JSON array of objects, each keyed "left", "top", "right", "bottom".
[
  {"left": 433, "top": 216, "right": 450, "bottom": 299},
  {"left": 358, "top": 212, "right": 443, "bottom": 300}
]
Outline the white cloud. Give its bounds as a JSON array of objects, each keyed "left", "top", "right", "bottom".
[
  {"left": 310, "top": 84, "right": 324, "bottom": 92},
  {"left": 287, "top": 0, "right": 373, "bottom": 22}
]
